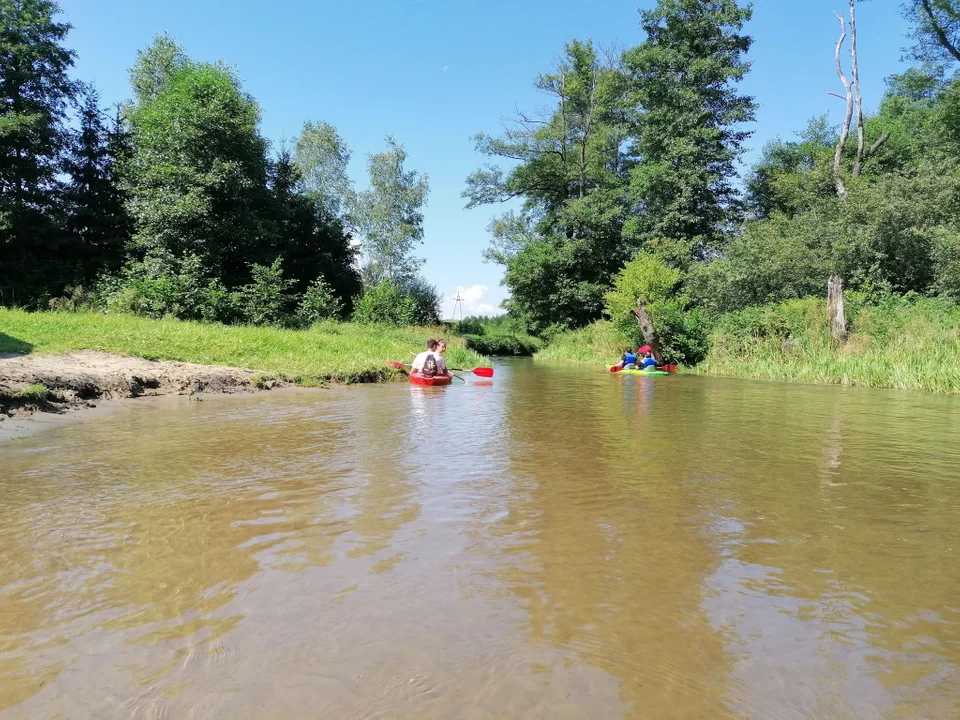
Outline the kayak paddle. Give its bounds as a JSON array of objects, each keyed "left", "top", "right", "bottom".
[
  {"left": 388, "top": 362, "right": 493, "bottom": 378},
  {"left": 448, "top": 366, "right": 494, "bottom": 377}
]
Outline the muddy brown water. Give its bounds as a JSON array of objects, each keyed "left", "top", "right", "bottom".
[{"left": 2, "top": 359, "right": 960, "bottom": 719}]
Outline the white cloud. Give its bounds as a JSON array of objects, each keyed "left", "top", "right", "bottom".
[
  {"left": 444, "top": 284, "right": 504, "bottom": 319},
  {"left": 442, "top": 65, "right": 451, "bottom": 72}
]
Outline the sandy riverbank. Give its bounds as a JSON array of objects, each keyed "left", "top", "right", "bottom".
[{"left": 0, "top": 351, "right": 278, "bottom": 440}]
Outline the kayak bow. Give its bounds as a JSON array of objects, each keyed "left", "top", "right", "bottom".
[{"left": 409, "top": 370, "right": 454, "bottom": 386}]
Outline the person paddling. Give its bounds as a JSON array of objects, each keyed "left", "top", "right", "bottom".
[
  {"left": 619, "top": 348, "right": 638, "bottom": 370},
  {"left": 639, "top": 351, "right": 658, "bottom": 370},
  {"left": 412, "top": 339, "right": 440, "bottom": 378}
]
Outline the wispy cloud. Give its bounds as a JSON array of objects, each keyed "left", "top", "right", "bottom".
[{"left": 443, "top": 65, "right": 451, "bottom": 72}]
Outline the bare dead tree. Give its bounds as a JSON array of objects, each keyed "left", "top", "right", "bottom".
[
  {"left": 850, "top": 0, "right": 866, "bottom": 178},
  {"left": 828, "top": 275, "right": 848, "bottom": 342},
  {"left": 830, "top": 0, "right": 889, "bottom": 198},
  {"left": 831, "top": 11, "right": 854, "bottom": 200}
]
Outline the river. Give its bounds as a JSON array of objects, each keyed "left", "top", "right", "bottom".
[{"left": 1, "top": 359, "right": 959, "bottom": 719}]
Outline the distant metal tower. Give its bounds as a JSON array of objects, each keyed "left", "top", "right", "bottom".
[{"left": 452, "top": 291, "right": 464, "bottom": 322}]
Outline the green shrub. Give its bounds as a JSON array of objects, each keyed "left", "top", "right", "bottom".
[
  {"left": 234, "top": 259, "right": 297, "bottom": 326},
  {"left": 463, "top": 333, "right": 542, "bottom": 356},
  {"left": 352, "top": 279, "right": 418, "bottom": 325},
  {"left": 296, "top": 276, "right": 343, "bottom": 326},
  {"left": 48, "top": 286, "right": 98, "bottom": 312},
  {"left": 534, "top": 320, "right": 629, "bottom": 364},
  {"left": 98, "top": 251, "right": 234, "bottom": 323}
]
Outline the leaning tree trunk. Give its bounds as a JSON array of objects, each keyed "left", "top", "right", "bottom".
[
  {"left": 828, "top": 275, "right": 848, "bottom": 342},
  {"left": 630, "top": 302, "right": 664, "bottom": 365}
]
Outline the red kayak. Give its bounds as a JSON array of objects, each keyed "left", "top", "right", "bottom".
[{"left": 409, "top": 370, "right": 454, "bottom": 387}]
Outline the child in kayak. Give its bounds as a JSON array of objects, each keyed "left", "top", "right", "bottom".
[
  {"left": 619, "top": 348, "right": 638, "bottom": 370},
  {"left": 639, "top": 351, "right": 658, "bottom": 370},
  {"left": 434, "top": 339, "right": 449, "bottom": 375}
]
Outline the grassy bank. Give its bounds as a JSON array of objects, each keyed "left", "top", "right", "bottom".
[
  {"left": 534, "top": 295, "right": 960, "bottom": 394},
  {"left": 0, "top": 310, "right": 488, "bottom": 386},
  {"left": 533, "top": 321, "right": 626, "bottom": 365},
  {"left": 702, "top": 295, "right": 960, "bottom": 393}
]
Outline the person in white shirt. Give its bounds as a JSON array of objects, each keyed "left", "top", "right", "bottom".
[{"left": 411, "top": 339, "right": 439, "bottom": 374}]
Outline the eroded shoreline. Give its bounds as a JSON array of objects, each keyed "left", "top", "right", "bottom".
[{"left": 0, "top": 351, "right": 278, "bottom": 441}]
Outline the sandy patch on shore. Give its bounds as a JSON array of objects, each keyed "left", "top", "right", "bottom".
[{"left": 0, "top": 351, "right": 277, "bottom": 439}]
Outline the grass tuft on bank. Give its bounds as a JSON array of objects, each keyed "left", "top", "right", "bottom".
[
  {"left": 534, "top": 321, "right": 628, "bottom": 365},
  {"left": 0, "top": 309, "right": 488, "bottom": 386}
]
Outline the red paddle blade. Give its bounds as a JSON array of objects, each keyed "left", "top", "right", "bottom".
[
  {"left": 609, "top": 365, "right": 621, "bottom": 373},
  {"left": 472, "top": 367, "right": 494, "bottom": 378}
]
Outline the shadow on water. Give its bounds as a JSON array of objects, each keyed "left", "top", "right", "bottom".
[{"left": 0, "top": 332, "right": 33, "bottom": 356}]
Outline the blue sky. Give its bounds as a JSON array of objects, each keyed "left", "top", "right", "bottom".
[{"left": 59, "top": 0, "right": 911, "bottom": 318}]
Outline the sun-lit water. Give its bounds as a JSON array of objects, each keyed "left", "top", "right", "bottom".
[{"left": 1, "top": 359, "right": 959, "bottom": 719}]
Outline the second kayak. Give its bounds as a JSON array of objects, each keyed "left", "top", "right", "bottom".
[
  {"left": 410, "top": 371, "right": 454, "bottom": 386},
  {"left": 609, "top": 366, "right": 672, "bottom": 376}
]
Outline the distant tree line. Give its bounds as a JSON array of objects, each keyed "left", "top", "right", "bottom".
[
  {"left": 0, "top": 0, "right": 439, "bottom": 325},
  {"left": 467, "top": 0, "right": 960, "bottom": 361}
]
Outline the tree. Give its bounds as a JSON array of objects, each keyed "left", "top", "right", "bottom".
[
  {"left": 0, "top": 0, "right": 76, "bottom": 305},
  {"left": 294, "top": 121, "right": 353, "bottom": 221},
  {"left": 124, "top": 54, "right": 274, "bottom": 287},
  {"left": 352, "top": 136, "right": 429, "bottom": 285},
  {"left": 268, "top": 150, "right": 360, "bottom": 313},
  {"left": 904, "top": 0, "right": 960, "bottom": 63},
  {"left": 621, "top": 0, "right": 756, "bottom": 257},
  {"left": 465, "top": 40, "right": 631, "bottom": 334},
  {"left": 129, "top": 33, "right": 188, "bottom": 105},
  {"left": 62, "top": 85, "right": 131, "bottom": 281},
  {"left": 745, "top": 117, "right": 837, "bottom": 219}
]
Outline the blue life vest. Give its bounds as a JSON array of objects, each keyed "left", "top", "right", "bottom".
[
  {"left": 641, "top": 357, "right": 657, "bottom": 369},
  {"left": 623, "top": 353, "right": 637, "bottom": 366}
]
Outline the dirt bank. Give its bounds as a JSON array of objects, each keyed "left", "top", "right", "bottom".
[{"left": 0, "top": 351, "right": 276, "bottom": 429}]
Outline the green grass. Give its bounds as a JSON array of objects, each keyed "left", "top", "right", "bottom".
[
  {"left": 534, "top": 321, "right": 630, "bottom": 366},
  {"left": 700, "top": 295, "right": 960, "bottom": 394},
  {"left": 0, "top": 310, "right": 488, "bottom": 386},
  {"left": 12, "top": 383, "right": 51, "bottom": 402}
]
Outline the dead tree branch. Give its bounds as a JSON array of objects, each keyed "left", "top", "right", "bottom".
[
  {"left": 832, "top": 12, "right": 854, "bottom": 200},
  {"left": 850, "top": 0, "right": 867, "bottom": 178}
]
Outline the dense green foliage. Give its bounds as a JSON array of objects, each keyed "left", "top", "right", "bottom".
[
  {"left": 0, "top": 7, "right": 438, "bottom": 328},
  {"left": 492, "top": 0, "right": 960, "bottom": 382},
  {"left": 467, "top": 1, "right": 754, "bottom": 334}
]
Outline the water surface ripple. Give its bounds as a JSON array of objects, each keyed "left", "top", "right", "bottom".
[{"left": 1, "top": 360, "right": 959, "bottom": 718}]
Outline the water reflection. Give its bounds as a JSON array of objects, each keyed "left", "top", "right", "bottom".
[{"left": 0, "top": 368, "right": 959, "bottom": 718}]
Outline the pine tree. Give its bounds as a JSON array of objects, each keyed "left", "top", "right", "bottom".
[
  {"left": 0, "top": 0, "right": 77, "bottom": 305},
  {"left": 622, "top": 0, "right": 756, "bottom": 260},
  {"left": 62, "top": 86, "right": 131, "bottom": 281}
]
